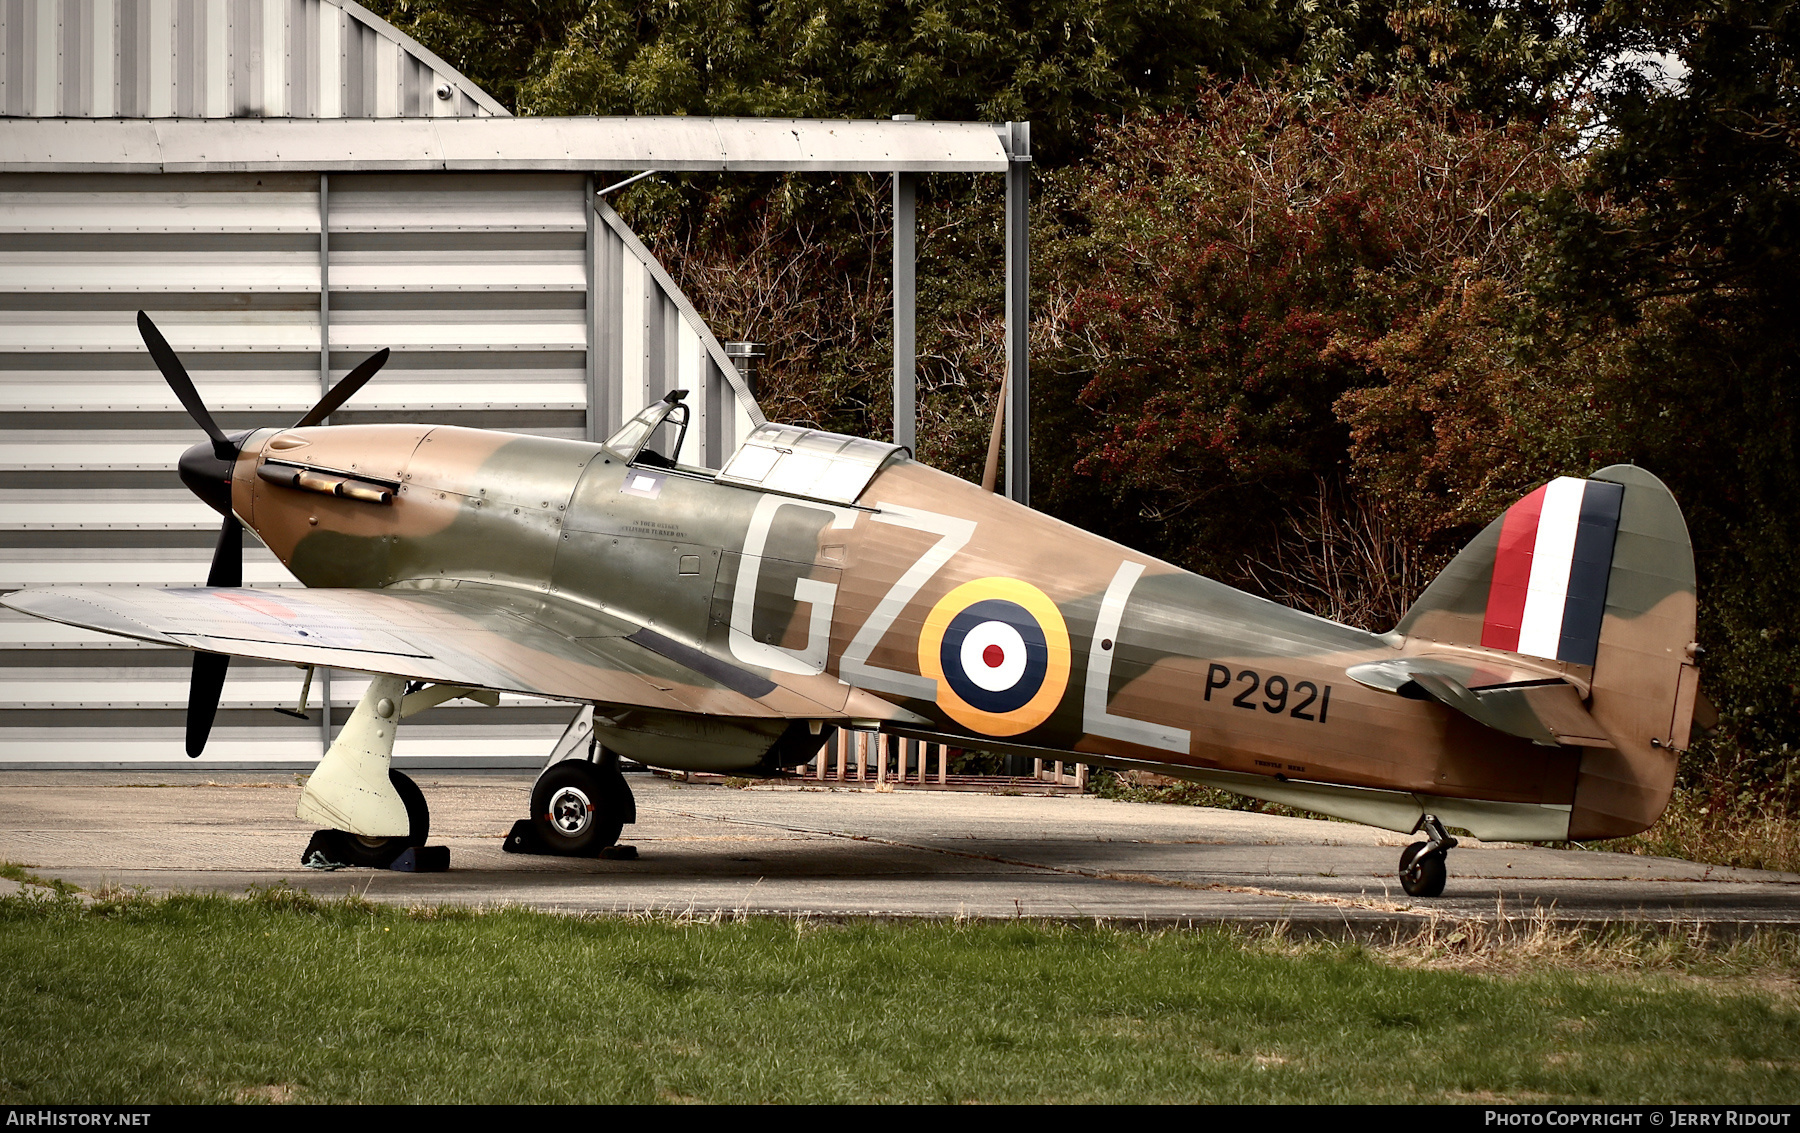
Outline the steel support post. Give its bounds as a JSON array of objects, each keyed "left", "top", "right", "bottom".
[
  {"left": 317, "top": 172, "right": 333, "bottom": 753},
  {"left": 1002, "top": 121, "right": 1031, "bottom": 505},
  {"left": 892, "top": 115, "right": 918, "bottom": 452},
  {"left": 585, "top": 173, "right": 599, "bottom": 443}
]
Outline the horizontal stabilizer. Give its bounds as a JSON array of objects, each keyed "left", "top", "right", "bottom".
[{"left": 1347, "top": 657, "right": 1613, "bottom": 748}]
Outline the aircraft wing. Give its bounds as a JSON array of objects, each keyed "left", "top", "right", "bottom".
[{"left": 2, "top": 582, "right": 885, "bottom": 721}]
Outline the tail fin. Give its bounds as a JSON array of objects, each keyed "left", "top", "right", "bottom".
[{"left": 1397, "top": 466, "right": 1698, "bottom": 838}]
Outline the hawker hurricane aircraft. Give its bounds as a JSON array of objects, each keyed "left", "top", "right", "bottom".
[{"left": 2, "top": 314, "right": 1702, "bottom": 896}]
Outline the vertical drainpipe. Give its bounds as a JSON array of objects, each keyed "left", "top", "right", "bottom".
[
  {"left": 891, "top": 114, "right": 917, "bottom": 453},
  {"left": 317, "top": 171, "right": 333, "bottom": 754},
  {"left": 724, "top": 342, "right": 764, "bottom": 400},
  {"left": 1003, "top": 121, "right": 1031, "bottom": 506}
]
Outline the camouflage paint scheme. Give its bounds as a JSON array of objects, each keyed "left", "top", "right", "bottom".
[{"left": 5, "top": 414, "right": 1699, "bottom": 843}]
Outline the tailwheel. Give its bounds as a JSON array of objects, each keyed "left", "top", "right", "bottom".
[
  {"left": 529, "top": 759, "right": 629, "bottom": 856},
  {"left": 326, "top": 770, "right": 430, "bottom": 868},
  {"left": 1398, "top": 812, "right": 1458, "bottom": 898},
  {"left": 1398, "top": 842, "right": 1447, "bottom": 898}
]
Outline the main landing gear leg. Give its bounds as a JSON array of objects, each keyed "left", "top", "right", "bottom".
[
  {"left": 1399, "top": 813, "right": 1458, "bottom": 898},
  {"left": 296, "top": 674, "right": 443, "bottom": 870}
]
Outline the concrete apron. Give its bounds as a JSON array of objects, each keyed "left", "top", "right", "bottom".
[{"left": 2, "top": 770, "right": 1797, "bottom": 939}]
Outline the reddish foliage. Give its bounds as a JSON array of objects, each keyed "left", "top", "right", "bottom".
[{"left": 1036, "top": 77, "right": 1596, "bottom": 589}]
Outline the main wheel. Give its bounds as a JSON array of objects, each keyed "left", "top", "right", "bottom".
[
  {"left": 332, "top": 769, "right": 430, "bottom": 868},
  {"left": 530, "top": 761, "right": 625, "bottom": 856},
  {"left": 1399, "top": 841, "right": 1447, "bottom": 898}
]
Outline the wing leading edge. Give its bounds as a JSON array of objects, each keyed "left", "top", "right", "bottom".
[{"left": 2, "top": 582, "right": 905, "bottom": 723}]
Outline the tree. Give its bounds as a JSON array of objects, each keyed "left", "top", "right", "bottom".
[
  {"left": 363, "top": 0, "right": 1300, "bottom": 475},
  {"left": 1032, "top": 79, "right": 1600, "bottom": 609},
  {"left": 365, "top": 1, "right": 1604, "bottom": 490},
  {"left": 1543, "top": 0, "right": 1800, "bottom": 758},
  {"left": 365, "top": 0, "right": 1291, "bottom": 164},
  {"left": 1291, "top": 0, "right": 1616, "bottom": 123}
]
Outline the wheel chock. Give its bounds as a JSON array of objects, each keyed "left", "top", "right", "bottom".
[
  {"left": 300, "top": 829, "right": 349, "bottom": 869},
  {"left": 503, "top": 817, "right": 551, "bottom": 855},
  {"left": 503, "top": 818, "right": 637, "bottom": 859},
  {"left": 388, "top": 845, "right": 450, "bottom": 872}
]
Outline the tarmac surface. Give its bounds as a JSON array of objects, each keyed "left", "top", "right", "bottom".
[{"left": 3, "top": 769, "right": 1798, "bottom": 935}]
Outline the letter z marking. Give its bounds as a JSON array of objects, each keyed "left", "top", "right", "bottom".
[{"left": 837, "top": 502, "right": 976, "bottom": 700}]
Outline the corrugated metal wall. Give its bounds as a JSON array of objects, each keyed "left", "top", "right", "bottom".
[
  {"left": 591, "top": 196, "right": 759, "bottom": 461},
  {"left": 0, "top": 0, "right": 764, "bottom": 768},
  {"left": 0, "top": 0, "right": 504, "bottom": 118},
  {"left": 0, "top": 170, "right": 761, "bottom": 767}
]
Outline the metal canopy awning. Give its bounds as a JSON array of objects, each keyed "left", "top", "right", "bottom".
[
  {"left": 0, "top": 116, "right": 1011, "bottom": 174},
  {"left": 0, "top": 111, "right": 1033, "bottom": 503}
]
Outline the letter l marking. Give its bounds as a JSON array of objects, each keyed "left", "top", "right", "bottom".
[{"left": 1083, "top": 561, "right": 1191, "bottom": 753}]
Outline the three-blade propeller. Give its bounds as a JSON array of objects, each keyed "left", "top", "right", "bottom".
[{"left": 135, "top": 311, "right": 390, "bottom": 757}]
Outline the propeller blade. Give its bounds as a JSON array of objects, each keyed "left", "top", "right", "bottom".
[
  {"left": 186, "top": 515, "right": 244, "bottom": 758},
  {"left": 137, "top": 311, "right": 234, "bottom": 461},
  {"left": 294, "top": 348, "right": 390, "bottom": 429},
  {"left": 208, "top": 515, "right": 243, "bottom": 588},
  {"left": 186, "top": 651, "right": 229, "bottom": 758}
]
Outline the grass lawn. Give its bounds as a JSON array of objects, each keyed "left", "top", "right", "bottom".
[{"left": 2, "top": 884, "right": 1797, "bottom": 1104}]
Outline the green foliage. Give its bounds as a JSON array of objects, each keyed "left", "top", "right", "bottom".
[
  {"left": 361, "top": 0, "right": 1300, "bottom": 478},
  {"left": 1540, "top": 0, "right": 1800, "bottom": 757},
  {"left": 1291, "top": 1, "right": 1610, "bottom": 122},
  {"left": 1545, "top": 1, "right": 1800, "bottom": 313},
  {"left": 365, "top": 0, "right": 1292, "bottom": 164},
  {"left": 0, "top": 861, "right": 80, "bottom": 897}
]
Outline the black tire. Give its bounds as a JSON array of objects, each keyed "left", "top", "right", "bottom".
[
  {"left": 1399, "top": 841, "right": 1448, "bottom": 898},
  {"left": 530, "top": 760, "right": 625, "bottom": 856},
  {"left": 333, "top": 769, "right": 430, "bottom": 868}
]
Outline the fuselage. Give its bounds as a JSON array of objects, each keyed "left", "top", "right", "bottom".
[{"left": 224, "top": 422, "right": 1579, "bottom": 813}]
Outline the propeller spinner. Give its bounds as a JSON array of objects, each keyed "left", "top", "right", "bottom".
[{"left": 136, "top": 311, "right": 390, "bottom": 756}]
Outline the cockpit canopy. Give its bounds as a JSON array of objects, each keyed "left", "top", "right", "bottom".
[
  {"left": 602, "top": 392, "right": 908, "bottom": 505},
  {"left": 716, "top": 423, "right": 906, "bottom": 505}
]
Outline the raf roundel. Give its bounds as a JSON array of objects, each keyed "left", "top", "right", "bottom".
[{"left": 918, "top": 577, "right": 1071, "bottom": 736}]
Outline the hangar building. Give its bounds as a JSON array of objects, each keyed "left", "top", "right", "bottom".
[{"left": 0, "top": 0, "right": 1017, "bottom": 767}]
